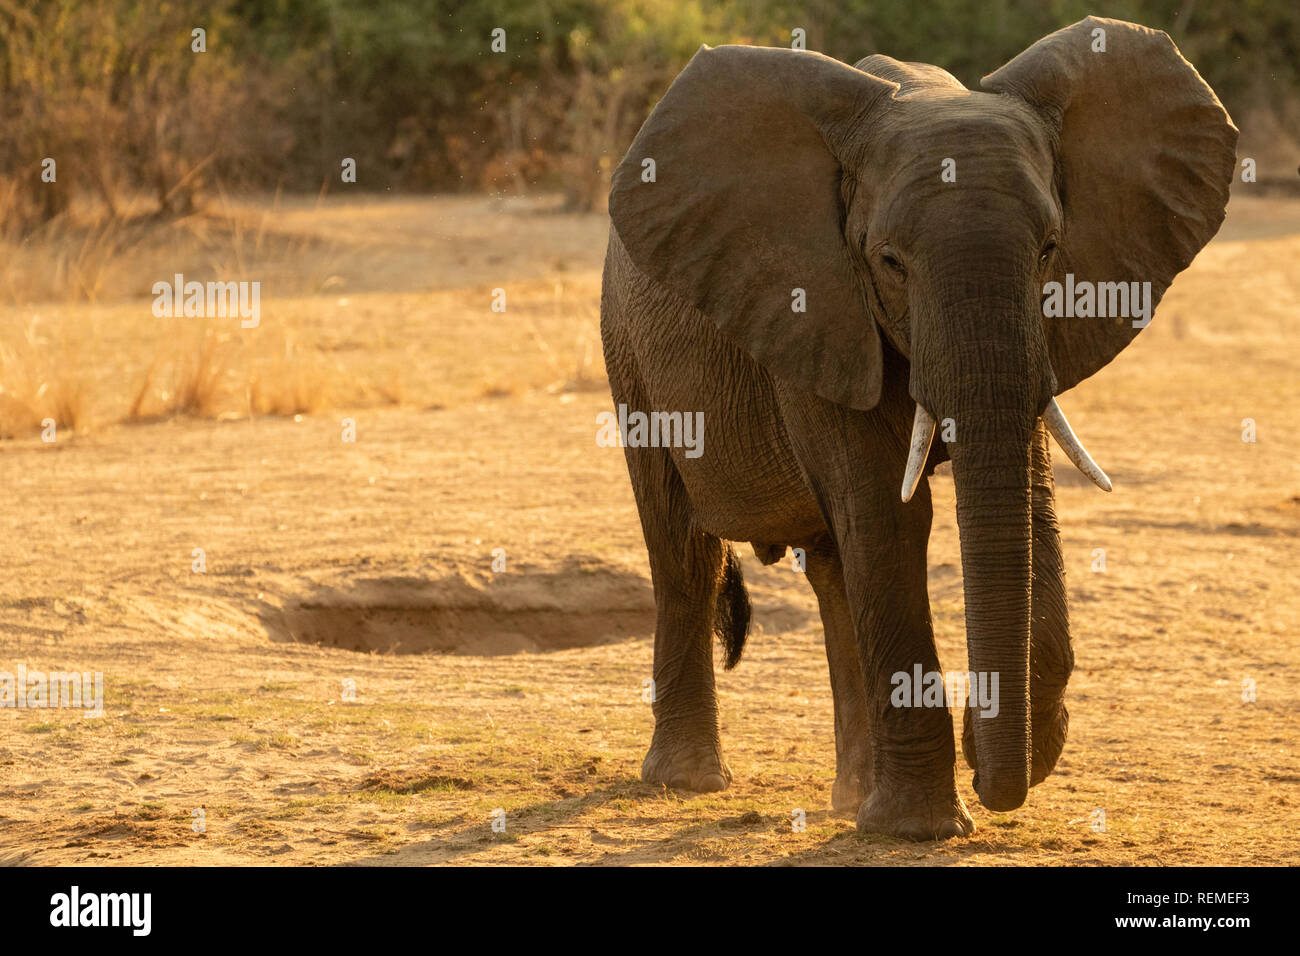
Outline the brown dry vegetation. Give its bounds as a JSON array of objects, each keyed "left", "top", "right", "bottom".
[{"left": 0, "top": 193, "right": 1297, "bottom": 866}]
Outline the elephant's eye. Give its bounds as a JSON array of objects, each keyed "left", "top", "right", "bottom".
[
  {"left": 1038, "top": 240, "right": 1058, "bottom": 266},
  {"left": 880, "top": 250, "right": 906, "bottom": 278}
]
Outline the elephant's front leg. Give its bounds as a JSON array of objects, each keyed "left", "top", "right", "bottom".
[
  {"left": 776, "top": 382, "right": 971, "bottom": 840},
  {"left": 962, "top": 421, "right": 1073, "bottom": 786},
  {"left": 835, "top": 484, "right": 975, "bottom": 840}
]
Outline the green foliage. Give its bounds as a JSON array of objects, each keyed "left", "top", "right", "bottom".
[
  {"left": 0, "top": 0, "right": 1295, "bottom": 218},
  {"left": 0, "top": 0, "right": 293, "bottom": 229}
]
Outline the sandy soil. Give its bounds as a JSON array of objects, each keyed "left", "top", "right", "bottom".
[{"left": 0, "top": 193, "right": 1296, "bottom": 866}]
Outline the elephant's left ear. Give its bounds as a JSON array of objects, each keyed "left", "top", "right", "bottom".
[{"left": 982, "top": 16, "right": 1237, "bottom": 392}]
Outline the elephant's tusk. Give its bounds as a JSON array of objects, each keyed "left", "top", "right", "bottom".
[
  {"left": 1043, "top": 398, "right": 1112, "bottom": 493},
  {"left": 901, "top": 403, "right": 937, "bottom": 503}
]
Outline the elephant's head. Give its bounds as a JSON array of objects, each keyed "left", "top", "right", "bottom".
[{"left": 608, "top": 17, "right": 1236, "bottom": 812}]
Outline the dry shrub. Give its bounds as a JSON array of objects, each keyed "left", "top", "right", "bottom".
[
  {"left": 355, "top": 374, "right": 407, "bottom": 408},
  {"left": 171, "top": 330, "right": 231, "bottom": 418},
  {"left": 48, "top": 376, "right": 89, "bottom": 433},
  {"left": 0, "top": 322, "right": 91, "bottom": 439},
  {"left": 128, "top": 322, "right": 339, "bottom": 423},
  {"left": 0, "top": 1, "right": 294, "bottom": 235},
  {"left": 0, "top": 194, "right": 146, "bottom": 305},
  {"left": 128, "top": 325, "right": 233, "bottom": 422},
  {"left": 41, "top": 217, "right": 139, "bottom": 304},
  {"left": 246, "top": 334, "right": 331, "bottom": 417},
  {"left": 0, "top": 175, "right": 61, "bottom": 243},
  {"left": 0, "top": 189, "right": 350, "bottom": 308}
]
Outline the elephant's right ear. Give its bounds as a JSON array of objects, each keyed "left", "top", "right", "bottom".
[{"left": 609, "top": 45, "right": 898, "bottom": 411}]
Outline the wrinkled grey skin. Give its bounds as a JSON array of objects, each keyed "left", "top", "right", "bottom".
[{"left": 600, "top": 17, "right": 1236, "bottom": 839}]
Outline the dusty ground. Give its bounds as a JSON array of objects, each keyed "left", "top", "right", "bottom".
[{"left": 0, "top": 193, "right": 1296, "bottom": 866}]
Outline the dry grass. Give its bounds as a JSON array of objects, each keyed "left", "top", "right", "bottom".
[
  {"left": 0, "top": 192, "right": 392, "bottom": 433},
  {"left": 0, "top": 214, "right": 136, "bottom": 306},
  {"left": 0, "top": 189, "right": 346, "bottom": 308},
  {"left": 1, "top": 192, "right": 613, "bottom": 439},
  {"left": 124, "top": 326, "right": 340, "bottom": 423},
  {"left": 171, "top": 328, "right": 230, "bottom": 418},
  {"left": 246, "top": 334, "right": 332, "bottom": 417},
  {"left": 524, "top": 282, "right": 608, "bottom": 394},
  {"left": 0, "top": 320, "right": 91, "bottom": 438},
  {"left": 126, "top": 326, "right": 232, "bottom": 422},
  {"left": 357, "top": 374, "right": 407, "bottom": 408}
]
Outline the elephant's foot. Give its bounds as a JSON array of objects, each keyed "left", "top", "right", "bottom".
[
  {"left": 856, "top": 783, "right": 975, "bottom": 841},
  {"left": 962, "top": 701, "right": 1068, "bottom": 787},
  {"left": 831, "top": 771, "right": 868, "bottom": 811},
  {"left": 641, "top": 736, "right": 731, "bottom": 793},
  {"left": 831, "top": 748, "right": 872, "bottom": 811}
]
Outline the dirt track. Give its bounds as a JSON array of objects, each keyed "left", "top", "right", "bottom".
[{"left": 0, "top": 194, "right": 1297, "bottom": 865}]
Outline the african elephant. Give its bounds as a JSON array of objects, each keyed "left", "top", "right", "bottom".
[{"left": 599, "top": 17, "right": 1235, "bottom": 840}]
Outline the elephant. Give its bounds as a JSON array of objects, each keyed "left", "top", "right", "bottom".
[{"left": 599, "top": 16, "right": 1236, "bottom": 840}]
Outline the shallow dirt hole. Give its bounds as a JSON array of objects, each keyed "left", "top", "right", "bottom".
[{"left": 262, "top": 567, "right": 657, "bottom": 655}]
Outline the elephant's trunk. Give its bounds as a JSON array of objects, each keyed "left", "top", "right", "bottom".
[
  {"left": 908, "top": 255, "right": 1052, "bottom": 812},
  {"left": 947, "top": 408, "right": 1034, "bottom": 811}
]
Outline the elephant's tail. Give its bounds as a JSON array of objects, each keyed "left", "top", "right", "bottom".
[{"left": 714, "top": 544, "right": 751, "bottom": 670}]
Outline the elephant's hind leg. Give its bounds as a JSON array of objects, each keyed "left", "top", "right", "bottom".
[
  {"left": 804, "top": 539, "right": 874, "bottom": 811},
  {"left": 618, "top": 417, "right": 742, "bottom": 793}
]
